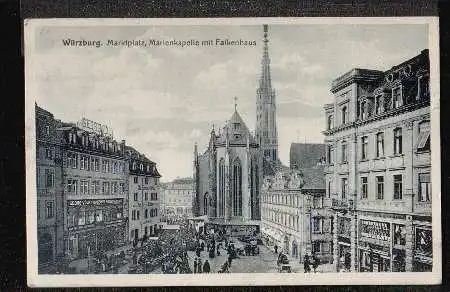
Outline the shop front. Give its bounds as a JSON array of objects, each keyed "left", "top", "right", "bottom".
[
  {"left": 358, "top": 219, "right": 391, "bottom": 272},
  {"left": 413, "top": 226, "right": 432, "bottom": 272},
  {"left": 336, "top": 216, "right": 351, "bottom": 271}
]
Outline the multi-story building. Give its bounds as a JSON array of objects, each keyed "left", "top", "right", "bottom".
[
  {"left": 323, "top": 49, "right": 431, "bottom": 272},
  {"left": 260, "top": 167, "right": 332, "bottom": 263},
  {"left": 161, "top": 178, "right": 195, "bottom": 223},
  {"left": 60, "top": 118, "right": 129, "bottom": 259},
  {"left": 36, "top": 105, "right": 64, "bottom": 267},
  {"left": 126, "top": 146, "right": 162, "bottom": 242}
]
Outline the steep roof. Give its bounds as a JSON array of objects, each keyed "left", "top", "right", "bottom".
[
  {"left": 300, "top": 166, "right": 325, "bottom": 190},
  {"left": 289, "top": 143, "right": 326, "bottom": 169}
]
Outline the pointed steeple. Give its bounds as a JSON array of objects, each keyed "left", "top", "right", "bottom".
[
  {"left": 255, "top": 24, "right": 278, "bottom": 165},
  {"left": 260, "top": 24, "right": 272, "bottom": 94}
]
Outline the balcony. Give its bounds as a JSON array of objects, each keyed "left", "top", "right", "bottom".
[{"left": 331, "top": 198, "right": 350, "bottom": 210}]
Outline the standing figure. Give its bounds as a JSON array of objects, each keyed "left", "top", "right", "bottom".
[
  {"left": 198, "top": 258, "right": 203, "bottom": 273},
  {"left": 203, "top": 260, "right": 211, "bottom": 273},
  {"left": 274, "top": 244, "right": 278, "bottom": 254},
  {"left": 193, "top": 258, "right": 198, "bottom": 273},
  {"left": 304, "top": 254, "right": 311, "bottom": 273},
  {"left": 312, "top": 255, "right": 319, "bottom": 273}
]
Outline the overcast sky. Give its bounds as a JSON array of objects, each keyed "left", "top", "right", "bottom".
[{"left": 32, "top": 23, "right": 428, "bottom": 182}]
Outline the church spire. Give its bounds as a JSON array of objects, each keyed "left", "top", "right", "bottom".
[
  {"left": 255, "top": 24, "right": 278, "bottom": 164},
  {"left": 260, "top": 24, "right": 272, "bottom": 93}
]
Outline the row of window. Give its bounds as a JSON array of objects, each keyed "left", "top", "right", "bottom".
[
  {"left": 133, "top": 192, "right": 158, "bottom": 201},
  {"left": 336, "top": 173, "right": 431, "bottom": 202},
  {"left": 66, "top": 179, "right": 126, "bottom": 195},
  {"left": 166, "top": 198, "right": 191, "bottom": 203},
  {"left": 261, "top": 194, "right": 325, "bottom": 209},
  {"left": 132, "top": 176, "right": 156, "bottom": 185},
  {"left": 67, "top": 131, "right": 122, "bottom": 153},
  {"left": 37, "top": 168, "right": 55, "bottom": 189},
  {"left": 131, "top": 208, "right": 158, "bottom": 220},
  {"left": 326, "top": 121, "right": 430, "bottom": 164},
  {"left": 262, "top": 209, "right": 301, "bottom": 231},
  {"left": 328, "top": 77, "right": 429, "bottom": 129},
  {"left": 67, "top": 208, "right": 123, "bottom": 227},
  {"left": 131, "top": 161, "right": 155, "bottom": 173},
  {"left": 67, "top": 152, "right": 126, "bottom": 174},
  {"left": 37, "top": 201, "right": 54, "bottom": 219}
]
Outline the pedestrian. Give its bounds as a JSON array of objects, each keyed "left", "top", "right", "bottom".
[
  {"left": 312, "top": 255, "right": 319, "bottom": 273},
  {"left": 196, "top": 247, "right": 201, "bottom": 258},
  {"left": 198, "top": 258, "right": 203, "bottom": 273},
  {"left": 193, "top": 258, "right": 198, "bottom": 273},
  {"left": 304, "top": 254, "right": 311, "bottom": 273},
  {"left": 274, "top": 244, "right": 278, "bottom": 254},
  {"left": 227, "top": 253, "right": 232, "bottom": 267},
  {"left": 203, "top": 260, "right": 211, "bottom": 273},
  {"left": 217, "top": 245, "right": 221, "bottom": 256}
]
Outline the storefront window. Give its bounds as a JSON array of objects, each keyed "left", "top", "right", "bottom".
[
  {"left": 393, "top": 224, "right": 406, "bottom": 246},
  {"left": 415, "top": 228, "right": 432, "bottom": 256}
]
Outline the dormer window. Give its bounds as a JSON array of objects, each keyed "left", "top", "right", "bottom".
[
  {"left": 392, "top": 86, "right": 403, "bottom": 108},
  {"left": 360, "top": 101, "right": 366, "bottom": 120},
  {"left": 327, "top": 115, "right": 333, "bottom": 130},
  {"left": 341, "top": 106, "right": 348, "bottom": 124},
  {"left": 140, "top": 163, "right": 144, "bottom": 171},
  {"left": 418, "top": 75, "right": 430, "bottom": 101},
  {"left": 45, "top": 125, "right": 50, "bottom": 135},
  {"left": 132, "top": 162, "right": 136, "bottom": 170},
  {"left": 375, "top": 95, "right": 383, "bottom": 114}
]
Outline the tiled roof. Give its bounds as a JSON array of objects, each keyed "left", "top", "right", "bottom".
[
  {"left": 289, "top": 143, "right": 326, "bottom": 169},
  {"left": 300, "top": 166, "right": 325, "bottom": 190}
]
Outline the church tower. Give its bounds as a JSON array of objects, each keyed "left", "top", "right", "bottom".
[{"left": 255, "top": 24, "right": 278, "bottom": 162}]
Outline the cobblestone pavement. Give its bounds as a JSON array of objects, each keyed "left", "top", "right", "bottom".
[{"left": 187, "top": 242, "right": 335, "bottom": 273}]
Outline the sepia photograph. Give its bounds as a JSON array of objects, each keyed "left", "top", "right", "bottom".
[{"left": 25, "top": 17, "right": 441, "bottom": 286}]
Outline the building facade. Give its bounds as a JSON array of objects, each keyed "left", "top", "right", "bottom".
[
  {"left": 260, "top": 167, "right": 333, "bottom": 263},
  {"left": 161, "top": 178, "right": 195, "bottom": 223},
  {"left": 126, "top": 146, "right": 162, "bottom": 242},
  {"left": 194, "top": 109, "right": 263, "bottom": 234},
  {"left": 36, "top": 105, "right": 65, "bottom": 266},
  {"left": 59, "top": 118, "right": 129, "bottom": 259},
  {"left": 323, "top": 49, "right": 432, "bottom": 272}
]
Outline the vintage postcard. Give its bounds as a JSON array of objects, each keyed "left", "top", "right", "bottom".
[{"left": 25, "top": 17, "right": 441, "bottom": 287}]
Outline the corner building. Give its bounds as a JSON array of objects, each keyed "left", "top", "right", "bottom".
[
  {"left": 323, "top": 50, "right": 432, "bottom": 272},
  {"left": 260, "top": 167, "right": 333, "bottom": 263},
  {"left": 160, "top": 178, "right": 195, "bottom": 223},
  {"left": 36, "top": 105, "right": 65, "bottom": 268},
  {"left": 60, "top": 118, "right": 129, "bottom": 259},
  {"left": 126, "top": 146, "right": 162, "bottom": 242}
]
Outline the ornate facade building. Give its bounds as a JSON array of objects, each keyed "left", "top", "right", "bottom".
[
  {"left": 160, "top": 178, "right": 195, "bottom": 223},
  {"left": 36, "top": 105, "right": 65, "bottom": 269},
  {"left": 323, "top": 49, "right": 432, "bottom": 272},
  {"left": 194, "top": 110, "right": 263, "bottom": 234},
  {"left": 260, "top": 167, "right": 333, "bottom": 263},
  {"left": 59, "top": 118, "right": 129, "bottom": 260},
  {"left": 125, "top": 146, "right": 162, "bottom": 242}
]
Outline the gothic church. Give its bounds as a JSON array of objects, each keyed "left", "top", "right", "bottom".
[{"left": 193, "top": 25, "right": 281, "bottom": 233}]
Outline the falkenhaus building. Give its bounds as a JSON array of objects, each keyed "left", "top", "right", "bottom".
[{"left": 323, "top": 49, "right": 432, "bottom": 273}]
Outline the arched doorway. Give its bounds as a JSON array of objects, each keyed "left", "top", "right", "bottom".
[
  {"left": 38, "top": 233, "right": 53, "bottom": 263},
  {"left": 284, "top": 235, "right": 290, "bottom": 254},
  {"left": 292, "top": 240, "right": 298, "bottom": 258}
]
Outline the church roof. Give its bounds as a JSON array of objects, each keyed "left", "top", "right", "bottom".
[
  {"left": 216, "top": 109, "right": 257, "bottom": 146},
  {"left": 290, "top": 143, "right": 326, "bottom": 169}
]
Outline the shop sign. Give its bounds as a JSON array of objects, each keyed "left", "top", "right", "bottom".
[
  {"left": 360, "top": 220, "right": 390, "bottom": 241},
  {"left": 68, "top": 199, "right": 123, "bottom": 207}
]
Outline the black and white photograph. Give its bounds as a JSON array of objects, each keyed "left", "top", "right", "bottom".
[{"left": 25, "top": 18, "right": 441, "bottom": 286}]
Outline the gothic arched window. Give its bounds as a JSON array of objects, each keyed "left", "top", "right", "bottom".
[
  {"left": 218, "top": 158, "right": 225, "bottom": 217},
  {"left": 203, "top": 193, "right": 208, "bottom": 216},
  {"left": 232, "top": 157, "right": 242, "bottom": 216}
]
